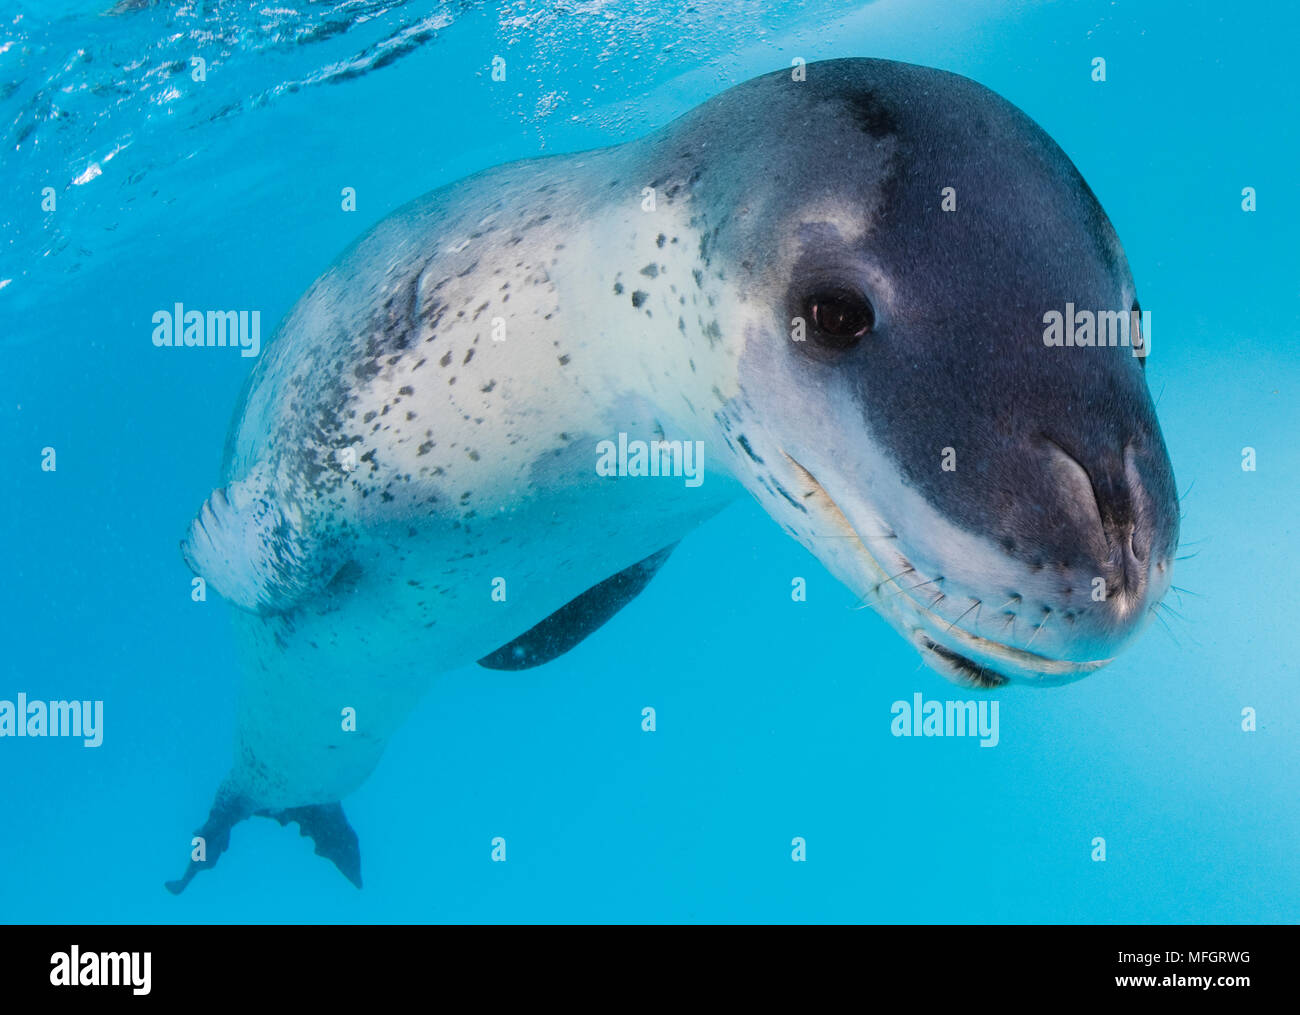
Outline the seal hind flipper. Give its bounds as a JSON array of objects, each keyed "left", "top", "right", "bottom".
[
  {"left": 257, "top": 803, "right": 363, "bottom": 889},
  {"left": 167, "top": 789, "right": 362, "bottom": 894},
  {"left": 182, "top": 462, "right": 332, "bottom": 614},
  {"left": 478, "top": 543, "right": 678, "bottom": 670},
  {"left": 164, "top": 785, "right": 252, "bottom": 895}
]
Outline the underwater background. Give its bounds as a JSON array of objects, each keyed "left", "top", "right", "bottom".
[{"left": 1, "top": 0, "right": 1296, "bottom": 923}]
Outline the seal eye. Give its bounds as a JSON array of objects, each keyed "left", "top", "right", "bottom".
[
  {"left": 1132, "top": 299, "right": 1146, "bottom": 369},
  {"left": 806, "top": 289, "right": 874, "bottom": 348}
]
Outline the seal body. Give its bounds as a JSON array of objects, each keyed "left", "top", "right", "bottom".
[
  {"left": 171, "top": 58, "right": 1178, "bottom": 891},
  {"left": 199, "top": 150, "right": 751, "bottom": 810}
]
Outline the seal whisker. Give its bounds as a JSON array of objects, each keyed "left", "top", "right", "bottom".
[
  {"left": 853, "top": 566, "right": 915, "bottom": 610},
  {"left": 945, "top": 599, "right": 981, "bottom": 634},
  {"left": 1154, "top": 600, "right": 1187, "bottom": 623},
  {"left": 1023, "top": 610, "right": 1051, "bottom": 650},
  {"left": 869, "top": 565, "right": 916, "bottom": 597},
  {"left": 881, "top": 575, "right": 942, "bottom": 602},
  {"left": 1148, "top": 604, "right": 1180, "bottom": 646}
]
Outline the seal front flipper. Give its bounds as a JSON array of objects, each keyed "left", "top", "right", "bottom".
[
  {"left": 182, "top": 461, "right": 337, "bottom": 614},
  {"left": 166, "top": 787, "right": 363, "bottom": 894},
  {"left": 478, "top": 543, "right": 678, "bottom": 670}
]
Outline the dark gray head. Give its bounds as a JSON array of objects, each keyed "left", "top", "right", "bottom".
[{"left": 659, "top": 58, "right": 1178, "bottom": 685}]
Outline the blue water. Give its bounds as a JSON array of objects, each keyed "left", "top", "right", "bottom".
[{"left": 1, "top": 0, "right": 1296, "bottom": 923}]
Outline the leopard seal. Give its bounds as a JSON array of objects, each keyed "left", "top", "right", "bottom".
[{"left": 167, "top": 57, "right": 1178, "bottom": 892}]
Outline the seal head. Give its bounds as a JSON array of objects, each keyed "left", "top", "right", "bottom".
[{"left": 680, "top": 59, "right": 1178, "bottom": 685}]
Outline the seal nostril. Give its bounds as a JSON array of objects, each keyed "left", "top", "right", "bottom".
[
  {"left": 1043, "top": 437, "right": 1163, "bottom": 588},
  {"left": 1042, "top": 435, "right": 1107, "bottom": 550},
  {"left": 1126, "top": 525, "right": 1147, "bottom": 565}
]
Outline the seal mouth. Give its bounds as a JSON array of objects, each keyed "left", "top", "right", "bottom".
[
  {"left": 780, "top": 450, "right": 1114, "bottom": 686},
  {"left": 918, "top": 638, "right": 1009, "bottom": 689}
]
